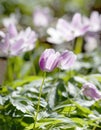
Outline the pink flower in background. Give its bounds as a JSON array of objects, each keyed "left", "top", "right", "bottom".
[
  {"left": 69, "top": 13, "right": 89, "bottom": 36},
  {"left": 47, "top": 13, "right": 89, "bottom": 44},
  {"left": 2, "top": 13, "right": 18, "bottom": 27},
  {"left": 58, "top": 50, "right": 77, "bottom": 70},
  {"left": 83, "top": 11, "right": 101, "bottom": 32},
  {"left": 47, "top": 19, "right": 75, "bottom": 44},
  {"left": 47, "top": 27, "right": 67, "bottom": 44},
  {"left": 0, "top": 24, "right": 37, "bottom": 57},
  {"left": 33, "top": 7, "right": 52, "bottom": 27},
  {"left": 39, "top": 49, "right": 76, "bottom": 72},
  {"left": 39, "top": 49, "right": 60, "bottom": 72},
  {"left": 82, "top": 82, "right": 101, "bottom": 100},
  {"left": 84, "top": 35, "right": 99, "bottom": 52},
  {"left": 82, "top": 11, "right": 101, "bottom": 52}
]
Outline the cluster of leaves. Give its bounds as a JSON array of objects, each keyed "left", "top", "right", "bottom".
[{"left": 0, "top": 48, "right": 101, "bottom": 130}]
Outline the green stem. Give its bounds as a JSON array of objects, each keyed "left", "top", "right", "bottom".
[
  {"left": 54, "top": 68, "right": 60, "bottom": 83},
  {"left": 74, "top": 37, "right": 83, "bottom": 54},
  {"left": 92, "top": 126, "right": 96, "bottom": 130},
  {"left": 33, "top": 72, "right": 46, "bottom": 129},
  {"left": 30, "top": 52, "right": 36, "bottom": 75}
]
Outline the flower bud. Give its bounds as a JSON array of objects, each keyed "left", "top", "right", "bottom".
[
  {"left": 82, "top": 82, "right": 101, "bottom": 100},
  {"left": 39, "top": 49, "right": 60, "bottom": 72}
]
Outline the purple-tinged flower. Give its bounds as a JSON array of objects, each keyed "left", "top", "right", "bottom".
[
  {"left": 57, "top": 13, "right": 89, "bottom": 38},
  {"left": 83, "top": 11, "right": 101, "bottom": 32},
  {"left": 33, "top": 7, "right": 52, "bottom": 27},
  {"left": 47, "top": 13, "right": 89, "bottom": 44},
  {"left": 39, "top": 49, "right": 76, "bottom": 72},
  {"left": 39, "top": 49, "right": 60, "bottom": 72},
  {"left": 0, "top": 24, "right": 37, "bottom": 57},
  {"left": 47, "top": 19, "right": 75, "bottom": 44},
  {"left": 82, "top": 82, "right": 101, "bottom": 100},
  {"left": 70, "top": 13, "right": 89, "bottom": 36},
  {"left": 47, "top": 27, "right": 66, "bottom": 44},
  {"left": 56, "top": 18, "right": 75, "bottom": 41},
  {"left": 58, "top": 50, "right": 77, "bottom": 70}
]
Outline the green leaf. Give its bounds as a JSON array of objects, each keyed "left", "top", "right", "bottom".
[
  {"left": 87, "top": 74, "right": 101, "bottom": 82},
  {"left": 0, "top": 95, "right": 8, "bottom": 105},
  {"left": 10, "top": 96, "right": 34, "bottom": 113},
  {"left": 72, "top": 101, "right": 93, "bottom": 115},
  {"left": 11, "top": 76, "right": 42, "bottom": 88},
  {"left": 53, "top": 104, "right": 76, "bottom": 114},
  {"left": 71, "top": 118, "right": 86, "bottom": 126}
]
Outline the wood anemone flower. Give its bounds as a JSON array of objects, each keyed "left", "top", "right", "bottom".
[
  {"left": 58, "top": 50, "right": 77, "bottom": 70},
  {"left": 82, "top": 82, "right": 101, "bottom": 100},
  {"left": 0, "top": 24, "right": 37, "bottom": 57},
  {"left": 39, "top": 49, "right": 60, "bottom": 72},
  {"left": 39, "top": 48, "right": 76, "bottom": 72}
]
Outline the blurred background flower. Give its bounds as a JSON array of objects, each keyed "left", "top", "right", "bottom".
[
  {"left": 0, "top": 24, "right": 37, "bottom": 57},
  {"left": 2, "top": 13, "right": 19, "bottom": 27},
  {"left": 0, "top": 0, "right": 100, "bottom": 53},
  {"left": 33, "top": 6, "right": 53, "bottom": 28}
]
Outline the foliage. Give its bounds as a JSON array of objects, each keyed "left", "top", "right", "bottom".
[{"left": 0, "top": 48, "right": 101, "bottom": 130}]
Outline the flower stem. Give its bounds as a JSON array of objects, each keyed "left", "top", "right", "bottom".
[
  {"left": 74, "top": 37, "right": 83, "bottom": 54},
  {"left": 30, "top": 52, "right": 36, "bottom": 75},
  {"left": 92, "top": 126, "right": 96, "bottom": 130},
  {"left": 33, "top": 72, "right": 46, "bottom": 129}
]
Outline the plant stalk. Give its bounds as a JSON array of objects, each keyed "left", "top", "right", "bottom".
[{"left": 33, "top": 72, "right": 46, "bottom": 129}]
